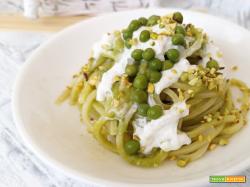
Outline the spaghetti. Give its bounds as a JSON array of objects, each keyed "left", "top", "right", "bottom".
[{"left": 56, "top": 12, "right": 250, "bottom": 167}]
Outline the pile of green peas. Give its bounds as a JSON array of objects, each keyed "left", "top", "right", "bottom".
[
  {"left": 123, "top": 12, "right": 186, "bottom": 155},
  {"left": 122, "top": 12, "right": 184, "bottom": 48},
  {"left": 122, "top": 15, "right": 161, "bottom": 48},
  {"left": 125, "top": 45, "right": 182, "bottom": 121},
  {"left": 124, "top": 20, "right": 188, "bottom": 121}
]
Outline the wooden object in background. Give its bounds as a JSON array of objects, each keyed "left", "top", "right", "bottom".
[{"left": 0, "top": 14, "right": 89, "bottom": 32}]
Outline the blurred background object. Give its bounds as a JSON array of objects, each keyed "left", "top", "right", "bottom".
[{"left": 1, "top": 0, "right": 250, "bottom": 31}]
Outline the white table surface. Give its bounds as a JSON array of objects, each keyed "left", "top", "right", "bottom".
[{"left": 1, "top": 0, "right": 250, "bottom": 187}]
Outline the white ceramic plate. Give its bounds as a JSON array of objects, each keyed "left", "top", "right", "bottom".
[{"left": 13, "top": 8, "right": 250, "bottom": 187}]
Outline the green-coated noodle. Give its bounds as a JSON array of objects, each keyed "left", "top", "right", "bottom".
[{"left": 56, "top": 13, "right": 250, "bottom": 168}]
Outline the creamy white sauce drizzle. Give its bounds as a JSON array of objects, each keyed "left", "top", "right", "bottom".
[
  {"left": 154, "top": 58, "right": 196, "bottom": 94},
  {"left": 133, "top": 101, "right": 191, "bottom": 154},
  {"left": 96, "top": 50, "right": 132, "bottom": 101},
  {"left": 148, "top": 94, "right": 156, "bottom": 106},
  {"left": 92, "top": 33, "right": 115, "bottom": 60}
]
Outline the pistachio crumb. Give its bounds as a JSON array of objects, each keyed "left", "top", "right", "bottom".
[
  {"left": 113, "top": 76, "right": 120, "bottom": 83},
  {"left": 216, "top": 51, "right": 223, "bottom": 58},
  {"left": 188, "top": 77, "right": 199, "bottom": 86},
  {"left": 209, "top": 144, "right": 217, "bottom": 151},
  {"left": 150, "top": 32, "right": 158, "bottom": 40},
  {"left": 219, "top": 138, "right": 229, "bottom": 145},
  {"left": 177, "top": 159, "right": 188, "bottom": 167},
  {"left": 113, "top": 99, "right": 119, "bottom": 107},
  {"left": 231, "top": 65, "right": 238, "bottom": 71},
  {"left": 89, "top": 76, "right": 98, "bottom": 85},
  {"left": 169, "top": 156, "right": 176, "bottom": 160},
  {"left": 171, "top": 69, "right": 177, "bottom": 74},
  {"left": 147, "top": 83, "right": 155, "bottom": 93},
  {"left": 198, "top": 135, "right": 203, "bottom": 141}
]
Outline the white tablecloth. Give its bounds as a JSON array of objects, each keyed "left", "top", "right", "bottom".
[{"left": 1, "top": 1, "right": 250, "bottom": 186}]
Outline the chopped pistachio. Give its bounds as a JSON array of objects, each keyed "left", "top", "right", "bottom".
[
  {"left": 187, "top": 89, "right": 194, "bottom": 94},
  {"left": 180, "top": 72, "right": 188, "bottom": 82},
  {"left": 150, "top": 41, "right": 156, "bottom": 46},
  {"left": 198, "top": 135, "right": 203, "bottom": 141},
  {"left": 178, "top": 109, "right": 185, "bottom": 114},
  {"left": 219, "top": 138, "right": 229, "bottom": 146},
  {"left": 177, "top": 159, "right": 188, "bottom": 167},
  {"left": 206, "top": 117, "right": 212, "bottom": 122},
  {"left": 171, "top": 69, "right": 177, "bottom": 74},
  {"left": 216, "top": 51, "right": 223, "bottom": 58},
  {"left": 209, "top": 144, "right": 217, "bottom": 151},
  {"left": 177, "top": 88, "right": 185, "bottom": 101},
  {"left": 231, "top": 65, "right": 238, "bottom": 71},
  {"left": 159, "top": 23, "right": 165, "bottom": 28},
  {"left": 169, "top": 156, "right": 176, "bottom": 160},
  {"left": 88, "top": 75, "right": 98, "bottom": 86},
  {"left": 150, "top": 32, "right": 158, "bottom": 40},
  {"left": 209, "top": 68, "right": 216, "bottom": 75},
  {"left": 188, "top": 77, "right": 199, "bottom": 86},
  {"left": 147, "top": 83, "right": 155, "bottom": 93},
  {"left": 113, "top": 75, "right": 121, "bottom": 83}
]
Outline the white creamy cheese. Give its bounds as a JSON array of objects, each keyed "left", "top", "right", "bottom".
[
  {"left": 92, "top": 33, "right": 115, "bottom": 60},
  {"left": 148, "top": 94, "right": 156, "bottom": 106},
  {"left": 96, "top": 50, "right": 132, "bottom": 101},
  {"left": 154, "top": 58, "right": 195, "bottom": 94},
  {"left": 133, "top": 101, "right": 191, "bottom": 154}
]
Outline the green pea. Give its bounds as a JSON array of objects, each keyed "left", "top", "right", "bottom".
[
  {"left": 140, "top": 30, "right": 150, "bottom": 42},
  {"left": 133, "top": 74, "right": 148, "bottom": 89},
  {"left": 142, "top": 48, "right": 155, "bottom": 61},
  {"left": 173, "top": 12, "right": 183, "bottom": 23},
  {"left": 146, "top": 68, "right": 152, "bottom": 78},
  {"left": 147, "top": 15, "right": 160, "bottom": 26},
  {"left": 175, "top": 25, "right": 186, "bottom": 36},
  {"left": 131, "top": 49, "right": 143, "bottom": 61},
  {"left": 206, "top": 59, "right": 219, "bottom": 70},
  {"left": 125, "top": 64, "right": 138, "bottom": 77},
  {"left": 162, "top": 60, "right": 174, "bottom": 70},
  {"left": 149, "top": 71, "right": 162, "bottom": 83},
  {"left": 122, "top": 29, "right": 133, "bottom": 40},
  {"left": 128, "top": 20, "right": 141, "bottom": 31},
  {"left": 124, "top": 139, "right": 140, "bottom": 155},
  {"left": 131, "top": 89, "right": 148, "bottom": 103},
  {"left": 172, "top": 34, "right": 185, "bottom": 45},
  {"left": 149, "top": 58, "right": 162, "bottom": 71},
  {"left": 138, "top": 17, "right": 148, "bottom": 26},
  {"left": 124, "top": 40, "right": 131, "bottom": 49},
  {"left": 147, "top": 105, "right": 163, "bottom": 119},
  {"left": 165, "top": 49, "right": 180, "bottom": 63},
  {"left": 137, "top": 103, "right": 150, "bottom": 116},
  {"left": 138, "top": 62, "right": 148, "bottom": 75}
]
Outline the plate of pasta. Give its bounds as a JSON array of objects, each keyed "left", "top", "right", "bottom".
[{"left": 13, "top": 8, "right": 250, "bottom": 187}]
